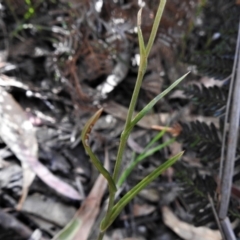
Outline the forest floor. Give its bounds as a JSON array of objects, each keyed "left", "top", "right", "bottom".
[{"left": 0, "top": 1, "right": 239, "bottom": 240}]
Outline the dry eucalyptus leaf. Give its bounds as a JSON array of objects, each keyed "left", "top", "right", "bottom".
[
  {"left": 22, "top": 194, "right": 76, "bottom": 227},
  {"left": 121, "top": 203, "right": 156, "bottom": 220},
  {"left": 138, "top": 188, "right": 160, "bottom": 202},
  {"left": 132, "top": 203, "right": 156, "bottom": 217},
  {"left": 162, "top": 206, "right": 221, "bottom": 240},
  {"left": 0, "top": 87, "right": 81, "bottom": 202}
]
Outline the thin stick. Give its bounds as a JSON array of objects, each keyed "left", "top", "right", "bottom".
[
  {"left": 219, "top": 21, "right": 240, "bottom": 180},
  {"left": 218, "top": 21, "right": 240, "bottom": 240},
  {"left": 208, "top": 193, "right": 225, "bottom": 240}
]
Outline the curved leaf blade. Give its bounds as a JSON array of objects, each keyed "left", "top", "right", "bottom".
[
  {"left": 130, "top": 72, "right": 190, "bottom": 128},
  {"left": 101, "top": 151, "right": 184, "bottom": 231},
  {"left": 81, "top": 108, "right": 117, "bottom": 193}
]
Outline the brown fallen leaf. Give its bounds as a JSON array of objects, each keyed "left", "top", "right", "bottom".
[
  {"left": 151, "top": 124, "right": 182, "bottom": 137},
  {"left": 162, "top": 206, "right": 221, "bottom": 240},
  {"left": 121, "top": 203, "right": 156, "bottom": 221},
  {"left": 132, "top": 203, "right": 156, "bottom": 217},
  {"left": 0, "top": 87, "right": 81, "bottom": 204},
  {"left": 72, "top": 148, "right": 110, "bottom": 240},
  {"left": 138, "top": 188, "right": 160, "bottom": 203},
  {"left": 53, "top": 147, "right": 110, "bottom": 240}
]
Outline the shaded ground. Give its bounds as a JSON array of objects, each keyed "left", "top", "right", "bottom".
[{"left": 0, "top": 1, "right": 239, "bottom": 240}]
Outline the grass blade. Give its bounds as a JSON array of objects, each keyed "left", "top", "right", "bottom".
[
  {"left": 52, "top": 218, "right": 81, "bottom": 240},
  {"left": 101, "top": 151, "right": 184, "bottom": 231},
  {"left": 143, "top": 128, "right": 168, "bottom": 151},
  {"left": 137, "top": 8, "right": 146, "bottom": 56},
  {"left": 117, "top": 137, "right": 175, "bottom": 187},
  {"left": 130, "top": 72, "right": 189, "bottom": 128},
  {"left": 81, "top": 109, "right": 117, "bottom": 193}
]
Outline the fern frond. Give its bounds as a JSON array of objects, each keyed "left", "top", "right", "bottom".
[
  {"left": 178, "top": 121, "right": 222, "bottom": 164},
  {"left": 184, "top": 84, "right": 228, "bottom": 116}
]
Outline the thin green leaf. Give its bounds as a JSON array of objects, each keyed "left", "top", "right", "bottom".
[
  {"left": 52, "top": 218, "right": 81, "bottom": 240},
  {"left": 145, "top": 0, "right": 166, "bottom": 57},
  {"left": 117, "top": 130, "right": 168, "bottom": 187},
  {"left": 130, "top": 72, "right": 190, "bottom": 128},
  {"left": 138, "top": 138, "right": 175, "bottom": 162},
  {"left": 81, "top": 109, "right": 117, "bottom": 193},
  {"left": 137, "top": 8, "right": 146, "bottom": 56},
  {"left": 101, "top": 151, "right": 184, "bottom": 231},
  {"left": 143, "top": 128, "right": 168, "bottom": 152},
  {"left": 117, "top": 137, "right": 175, "bottom": 187}
]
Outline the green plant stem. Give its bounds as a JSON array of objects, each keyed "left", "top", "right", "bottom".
[
  {"left": 112, "top": 0, "right": 167, "bottom": 183},
  {"left": 105, "top": 192, "right": 115, "bottom": 221},
  {"left": 145, "top": 0, "right": 166, "bottom": 57},
  {"left": 125, "top": 0, "right": 166, "bottom": 127},
  {"left": 101, "top": 131, "right": 130, "bottom": 233},
  {"left": 101, "top": 56, "right": 147, "bottom": 237},
  {"left": 111, "top": 56, "right": 147, "bottom": 184},
  {"left": 125, "top": 56, "right": 147, "bottom": 128},
  {"left": 100, "top": 191, "right": 115, "bottom": 237},
  {"left": 112, "top": 131, "right": 130, "bottom": 182},
  {"left": 97, "top": 231, "right": 105, "bottom": 240}
]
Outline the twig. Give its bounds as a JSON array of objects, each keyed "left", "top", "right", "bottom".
[
  {"left": 218, "top": 20, "right": 240, "bottom": 240},
  {"left": 221, "top": 218, "right": 237, "bottom": 240},
  {"left": 219, "top": 22, "right": 240, "bottom": 180},
  {"left": 208, "top": 193, "right": 225, "bottom": 240}
]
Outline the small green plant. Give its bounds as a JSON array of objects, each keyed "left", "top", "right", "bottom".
[{"left": 80, "top": 1, "right": 189, "bottom": 239}]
